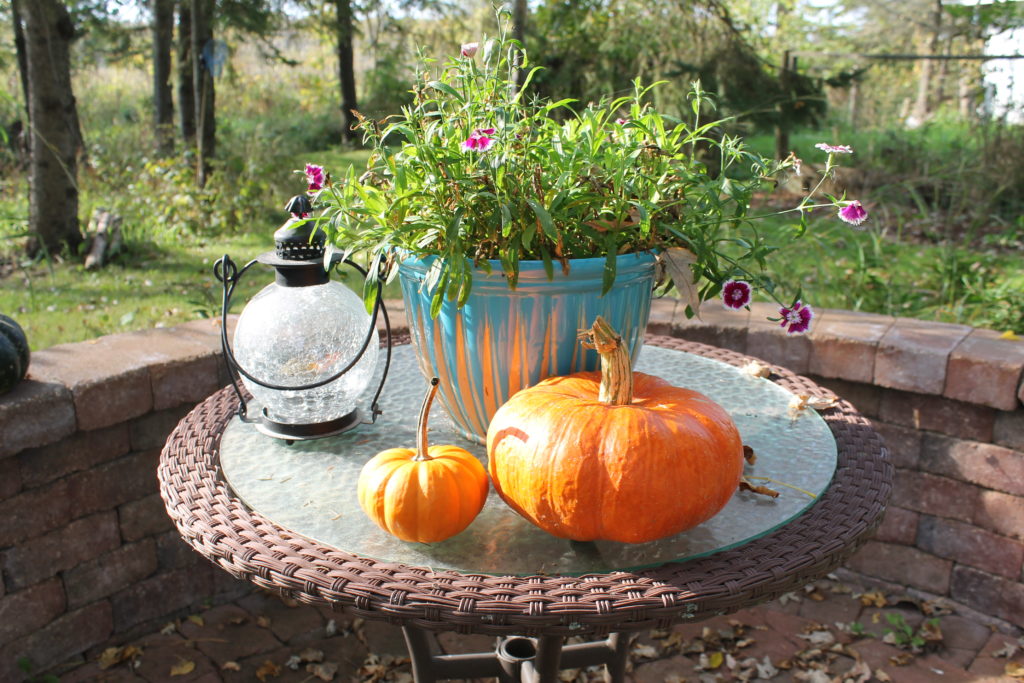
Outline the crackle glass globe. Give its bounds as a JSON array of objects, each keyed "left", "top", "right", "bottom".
[{"left": 233, "top": 280, "right": 378, "bottom": 426}]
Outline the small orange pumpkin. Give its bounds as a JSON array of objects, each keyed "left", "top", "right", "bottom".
[
  {"left": 487, "top": 316, "right": 744, "bottom": 543},
  {"left": 358, "top": 377, "right": 489, "bottom": 543}
]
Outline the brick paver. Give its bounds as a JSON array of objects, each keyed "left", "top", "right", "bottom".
[{"left": 51, "top": 574, "right": 1022, "bottom": 682}]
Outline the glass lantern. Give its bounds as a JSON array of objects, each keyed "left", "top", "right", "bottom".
[{"left": 214, "top": 195, "right": 391, "bottom": 441}]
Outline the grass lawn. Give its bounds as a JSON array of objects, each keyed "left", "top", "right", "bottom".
[{"left": 0, "top": 149, "right": 381, "bottom": 351}]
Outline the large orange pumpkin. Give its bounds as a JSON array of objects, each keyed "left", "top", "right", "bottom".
[
  {"left": 358, "top": 378, "right": 489, "bottom": 543},
  {"left": 486, "top": 316, "right": 744, "bottom": 543}
]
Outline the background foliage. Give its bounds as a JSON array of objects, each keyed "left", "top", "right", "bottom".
[{"left": 0, "top": 0, "right": 1022, "bottom": 349}]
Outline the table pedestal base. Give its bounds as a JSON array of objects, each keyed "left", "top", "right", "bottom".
[{"left": 402, "top": 627, "right": 629, "bottom": 683}]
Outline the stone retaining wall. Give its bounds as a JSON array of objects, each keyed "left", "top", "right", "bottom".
[
  {"left": 648, "top": 299, "right": 1024, "bottom": 629},
  {"left": 0, "top": 302, "right": 1021, "bottom": 677}
]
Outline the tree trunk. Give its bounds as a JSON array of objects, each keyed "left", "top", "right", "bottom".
[
  {"left": 152, "top": 0, "right": 175, "bottom": 155},
  {"left": 11, "top": 0, "right": 30, "bottom": 117},
  {"left": 335, "top": 0, "right": 357, "bottom": 143},
  {"left": 911, "top": 0, "right": 942, "bottom": 125},
  {"left": 22, "top": 0, "right": 83, "bottom": 257},
  {"left": 191, "top": 0, "right": 215, "bottom": 187},
  {"left": 177, "top": 0, "right": 196, "bottom": 145},
  {"left": 774, "top": 50, "right": 791, "bottom": 160}
]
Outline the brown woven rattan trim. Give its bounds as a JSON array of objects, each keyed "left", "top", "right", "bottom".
[{"left": 158, "top": 336, "right": 892, "bottom": 637}]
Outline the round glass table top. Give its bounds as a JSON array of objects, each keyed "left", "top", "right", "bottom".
[{"left": 220, "top": 344, "right": 837, "bottom": 576}]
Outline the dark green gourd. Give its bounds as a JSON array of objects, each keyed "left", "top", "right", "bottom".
[{"left": 0, "top": 315, "right": 30, "bottom": 395}]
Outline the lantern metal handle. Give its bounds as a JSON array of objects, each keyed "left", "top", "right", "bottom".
[{"left": 213, "top": 253, "right": 393, "bottom": 425}]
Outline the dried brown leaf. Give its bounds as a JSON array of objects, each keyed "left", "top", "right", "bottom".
[
  {"left": 875, "top": 669, "right": 892, "bottom": 682},
  {"left": 743, "top": 445, "right": 756, "bottom": 465},
  {"left": 256, "top": 615, "right": 271, "bottom": 628},
  {"left": 170, "top": 659, "right": 195, "bottom": 677},
  {"left": 788, "top": 393, "right": 838, "bottom": 417},
  {"left": 739, "top": 477, "right": 780, "bottom": 498},
  {"left": 98, "top": 645, "right": 142, "bottom": 670},
  {"left": 889, "top": 652, "right": 914, "bottom": 667},
  {"left": 660, "top": 248, "right": 702, "bottom": 320},
  {"left": 1006, "top": 661, "right": 1024, "bottom": 678},
  {"left": 186, "top": 615, "right": 204, "bottom": 627},
  {"left": 741, "top": 361, "right": 771, "bottom": 378},
  {"left": 859, "top": 591, "right": 887, "bottom": 608},
  {"left": 631, "top": 644, "right": 658, "bottom": 659},
  {"left": 843, "top": 660, "right": 872, "bottom": 682},
  {"left": 255, "top": 659, "right": 281, "bottom": 681},
  {"left": 221, "top": 661, "right": 241, "bottom": 671},
  {"left": 797, "top": 631, "right": 835, "bottom": 647},
  {"left": 920, "top": 620, "right": 943, "bottom": 643},
  {"left": 306, "top": 661, "right": 339, "bottom": 681}
]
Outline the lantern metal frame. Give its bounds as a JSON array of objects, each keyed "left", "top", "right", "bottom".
[{"left": 213, "top": 251, "right": 392, "bottom": 442}]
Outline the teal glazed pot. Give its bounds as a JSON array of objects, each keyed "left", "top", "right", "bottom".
[{"left": 398, "top": 252, "right": 657, "bottom": 444}]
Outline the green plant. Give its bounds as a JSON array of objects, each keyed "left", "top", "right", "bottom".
[
  {"left": 16, "top": 656, "right": 60, "bottom": 683},
  {"left": 310, "top": 8, "right": 860, "bottom": 322},
  {"left": 883, "top": 613, "right": 942, "bottom": 653}
]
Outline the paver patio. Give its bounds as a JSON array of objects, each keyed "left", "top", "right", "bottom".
[{"left": 53, "top": 572, "right": 1022, "bottom": 682}]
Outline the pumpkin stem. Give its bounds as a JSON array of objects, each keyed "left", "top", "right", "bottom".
[
  {"left": 579, "top": 316, "right": 633, "bottom": 405},
  {"left": 414, "top": 378, "right": 441, "bottom": 461}
]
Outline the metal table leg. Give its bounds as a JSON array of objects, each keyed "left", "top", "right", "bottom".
[{"left": 401, "top": 626, "right": 630, "bottom": 683}]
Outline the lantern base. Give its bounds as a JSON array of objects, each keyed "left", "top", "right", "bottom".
[{"left": 255, "top": 410, "right": 362, "bottom": 442}]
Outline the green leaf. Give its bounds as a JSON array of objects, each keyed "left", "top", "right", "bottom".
[
  {"left": 429, "top": 284, "right": 445, "bottom": 319},
  {"left": 602, "top": 237, "right": 618, "bottom": 295},
  {"left": 425, "top": 80, "right": 462, "bottom": 102},
  {"left": 526, "top": 198, "right": 558, "bottom": 242},
  {"left": 445, "top": 207, "right": 465, "bottom": 243},
  {"left": 540, "top": 245, "right": 554, "bottom": 280}
]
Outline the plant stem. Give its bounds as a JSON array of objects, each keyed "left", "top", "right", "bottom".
[
  {"left": 581, "top": 316, "right": 633, "bottom": 405},
  {"left": 414, "top": 377, "right": 441, "bottom": 461}
]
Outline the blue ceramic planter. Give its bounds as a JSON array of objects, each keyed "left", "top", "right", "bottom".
[{"left": 398, "top": 252, "right": 657, "bottom": 444}]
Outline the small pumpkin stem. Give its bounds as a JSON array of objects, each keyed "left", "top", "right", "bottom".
[
  {"left": 414, "top": 378, "right": 441, "bottom": 461},
  {"left": 579, "top": 316, "right": 633, "bottom": 405}
]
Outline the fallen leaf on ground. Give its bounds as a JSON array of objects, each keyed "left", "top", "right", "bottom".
[
  {"left": 889, "top": 652, "right": 914, "bottom": 666},
  {"left": 306, "top": 661, "right": 339, "bottom": 681},
  {"left": 187, "top": 615, "right": 204, "bottom": 627},
  {"left": 170, "top": 659, "right": 195, "bottom": 676},
  {"left": 256, "top": 615, "right": 271, "bottom": 628},
  {"left": 842, "top": 660, "right": 872, "bottom": 682},
  {"left": 994, "top": 641, "right": 1022, "bottom": 658},
  {"left": 875, "top": 669, "right": 892, "bottom": 681},
  {"left": 1006, "top": 661, "right": 1024, "bottom": 678},
  {"left": 256, "top": 659, "right": 281, "bottom": 681},
  {"left": 755, "top": 656, "right": 779, "bottom": 679},
  {"left": 860, "top": 591, "right": 887, "bottom": 608},
  {"left": 221, "top": 661, "right": 241, "bottom": 671},
  {"left": 797, "top": 630, "right": 835, "bottom": 647},
  {"left": 98, "top": 645, "right": 142, "bottom": 670},
  {"left": 631, "top": 643, "right": 658, "bottom": 659},
  {"left": 159, "top": 622, "right": 177, "bottom": 635}
]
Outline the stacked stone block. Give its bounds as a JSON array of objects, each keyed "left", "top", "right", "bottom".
[
  {"left": 0, "top": 299, "right": 1021, "bottom": 677},
  {"left": 652, "top": 299, "right": 1024, "bottom": 627}
]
